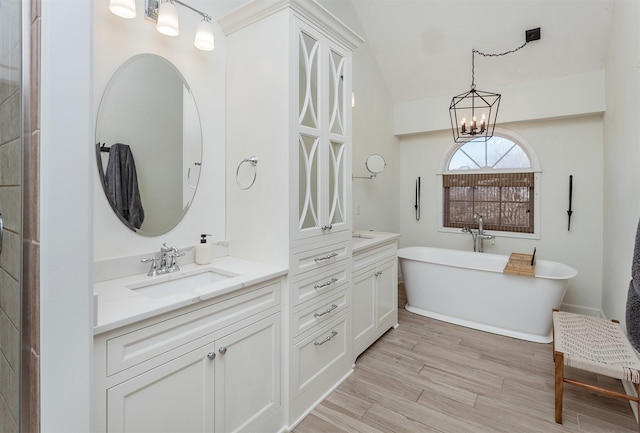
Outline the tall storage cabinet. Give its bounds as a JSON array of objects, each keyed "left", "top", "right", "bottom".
[{"left": 221, "top": 0, "right": 363, "bottom": 428}]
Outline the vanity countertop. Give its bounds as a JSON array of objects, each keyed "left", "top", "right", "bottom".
[
  {"left": 352, "top": 230, "right": 401, "bottom": 254},
  {"left": 93, "top": 256, "right": 287, "bottom": 335}
]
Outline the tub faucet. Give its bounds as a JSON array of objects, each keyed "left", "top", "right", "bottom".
[
  {"left": 461, "top": 226, "right": 478, "bottom": 252},
  {"left": 474, "top": 213, "right": 494, "bottom": 253}
]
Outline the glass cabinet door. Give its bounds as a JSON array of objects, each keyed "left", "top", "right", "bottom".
[
  {"left": 295, "top": 22, "right": 351, "bottom": 240},
  {"left": 297, "top": 27, "right": 322, "bottom": 233}
]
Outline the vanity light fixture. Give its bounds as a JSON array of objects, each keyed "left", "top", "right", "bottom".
[
  {"left": 155, "top": 0, "right": 180, "bottom": 36},
  {"left": 108, "top": 0, "right": 215, "bottom": 51},
  {"left": 194, "top": 17, "right": 215, "bottom": 51},
  {"left": 108, "top": 0, "right": 137, "bottom": 19},
  {"left": 449, "top": 27, "right": 540, "bottom": 143}
]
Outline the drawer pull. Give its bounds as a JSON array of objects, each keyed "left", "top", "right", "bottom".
[
  {"left": 374, "top": 271, "right": 383, "bottom": 277},
  {"left": 314, "top": 304, "right": 339, "bottom": 318},
  {"left": 314, "top": 277, "right": 339, "bottom": 290},
  {"left": 207, "top": 352, "right": 216, "bottom": 360},
  {"left": 314, "top": 252, "right": 338, "bottom": 262},
  {"left": 314, "top": 330, "right": 338, "bottom": 346}
]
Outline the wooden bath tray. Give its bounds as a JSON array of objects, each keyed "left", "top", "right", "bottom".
[{"left": 503, "top": 252, "right": 536, "bottom": 277}]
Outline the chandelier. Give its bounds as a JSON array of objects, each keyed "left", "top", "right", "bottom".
[{"left": 449, "top": 28, "right": 540, "bottom": 143}]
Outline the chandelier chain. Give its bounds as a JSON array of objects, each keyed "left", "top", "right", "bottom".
[{"left": 471, "top": 41, "right": 529, "bottom": 88}]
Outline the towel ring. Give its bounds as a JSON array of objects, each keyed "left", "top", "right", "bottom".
[{"left": 236, "top": 156, "right": 258, "bottom": 190}]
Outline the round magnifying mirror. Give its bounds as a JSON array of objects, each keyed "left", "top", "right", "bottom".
[
  {"left": 365, "top": 154, "right": 386, "bottom": 175},
  {"left": 95, "top": 54, "right": 203, "bottom": 236}
]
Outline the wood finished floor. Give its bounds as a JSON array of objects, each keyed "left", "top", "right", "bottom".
[{"left": 293, "top": 285, "right": 638, "bottom": 433}]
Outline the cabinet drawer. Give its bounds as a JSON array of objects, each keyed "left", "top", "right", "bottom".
[
  {"left": 291, "top": 264, "right": 349, "bottom": 307},
  {"left": 106, "top": 281, "right": 280, "bottom": 376},
  {"left": 291, "top": 314, "right": 351, "bottom": 420},
  {"left": 353, "top": 242, "right": 397, "bottom": 275},
  {"left": 292, "top": 313, "right": 350, "bottom": 394},
  {"left": 291, "top": 241, "right": 350, "bottom": 277},
  {"left": 292, "top": 287, "right": 349, "bottom": 337}
]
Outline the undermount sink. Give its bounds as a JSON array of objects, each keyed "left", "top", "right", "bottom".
[{"left": 126, "top": 268, "right": 237, "bottom": 299}]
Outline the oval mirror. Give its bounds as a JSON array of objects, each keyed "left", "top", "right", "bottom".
[
  {"left": 95, "top": 54, "right": 203, "bottom": 236},
  {"left": 365, "top": 154, "right": 386, "bottom": 175}
]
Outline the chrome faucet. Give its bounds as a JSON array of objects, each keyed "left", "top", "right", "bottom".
[
  {"left": 141, "top": 243, "right": 185, "bottom": 276},
  {"left": 462, "top": 214, "right": 495, "bottom": 252}
]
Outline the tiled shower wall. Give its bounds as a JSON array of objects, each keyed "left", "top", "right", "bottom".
[
  {"left": 0, "top": 0, "right": 40, "bottom": 431},
  {"left": 0, "top": 0, "right": 24, "bottom": 431}
]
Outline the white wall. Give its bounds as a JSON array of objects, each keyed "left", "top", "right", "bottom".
[
  {"left": 93, "top": 0, "right": 229, "bottom": 263},
  {"left": 601, "top": 0, "right": 640, "bottom": 324},
  {"left": 398, "top": 115, "right": 604, "bottom": 314},
  {"left": 318, "top": 0, "right": 401, "bottom": 233},
  {"left": 394, "top": 70, "right": 606, "bottom": 136},
  {"left": 40, "top": 1, "right": 93, "bottom": 431}
]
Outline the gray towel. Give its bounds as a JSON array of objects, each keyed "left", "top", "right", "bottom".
[
  {"left": 104, "top": 143, "right": 145, "bottom": 230},
  {"left": 626, "top": 218, "right": 640, "bottom": 350}
]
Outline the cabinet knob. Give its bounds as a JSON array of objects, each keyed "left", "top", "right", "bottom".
[
  {"left": 219, "top": 347, "right": 227, "bottom": 355},
  {"left": 207, "top": 352, "right": 216, "bottom": 360}
]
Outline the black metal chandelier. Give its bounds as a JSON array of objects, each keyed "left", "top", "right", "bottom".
[{"left": 449, "top": 28, "right": 540, "bottom": 143}]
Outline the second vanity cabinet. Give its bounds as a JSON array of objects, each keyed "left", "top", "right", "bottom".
[
  {"left": 352, "top": 236, "right": 399, "bottom": 360},
  {"left": 93, "top": 279, "right": 283, "bottom": 433}
]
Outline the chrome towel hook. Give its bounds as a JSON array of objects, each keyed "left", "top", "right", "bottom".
[{"left": 236, "top": 156, "right": 258, "bottom": 190}]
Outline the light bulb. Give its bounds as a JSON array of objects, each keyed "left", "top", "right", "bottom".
[
  {"left": 156, "top": 0, "right": 179, "bottom": 36},
  {"left": 109, "top": 0, "right": 136, "bottom": 18},
  {"left": 194, "top": 19, "right": 215, "bottom": 51}
]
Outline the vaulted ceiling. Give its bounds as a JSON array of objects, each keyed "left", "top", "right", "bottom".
[
  {"left": 348, "top": 0, "right": 614, "bottom": 103},
  {"left": 214, "top": 0, "right": 615, "bottom": 105}
]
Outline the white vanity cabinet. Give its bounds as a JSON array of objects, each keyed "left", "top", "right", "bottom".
[
  {"left": 93, "top": 280, "right": 283, "bottom": 433},
  {"left": 352, "top": 238, "right": 399, "bottom": 360}
]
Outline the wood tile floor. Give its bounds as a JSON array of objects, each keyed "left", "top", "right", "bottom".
[{"left": 293, "top": 285, "right": 638, "bottom": 433}]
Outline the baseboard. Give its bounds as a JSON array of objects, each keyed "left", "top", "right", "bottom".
[{"left": 559, "top": 303, "right": 601, "bottom": 318}]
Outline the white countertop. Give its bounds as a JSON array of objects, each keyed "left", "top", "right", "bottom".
[
  {"left": 93, "top": 256, "right": 287, "bottom": 335},
  {"left": 352, "top": 230, "right": 401, "bottom": 253}
]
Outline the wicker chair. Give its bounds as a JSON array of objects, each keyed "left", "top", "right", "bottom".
[{"left": 553, "top": 310, "right": 640, "bottom": 431}]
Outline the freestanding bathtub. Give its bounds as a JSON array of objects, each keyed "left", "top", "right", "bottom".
[{"left": 397, "top": 246, "right": 578, "bottom": 343}]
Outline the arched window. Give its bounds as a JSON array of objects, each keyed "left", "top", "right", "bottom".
[{"left": 442, "top": 134, "right": 538, "bottom": 234}]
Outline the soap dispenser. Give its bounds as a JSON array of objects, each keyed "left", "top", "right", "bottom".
[{"left": 195, "top": 234, "right": 212, "bottom": 265}]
